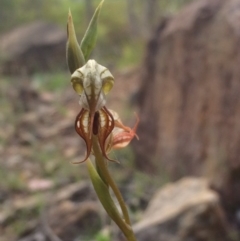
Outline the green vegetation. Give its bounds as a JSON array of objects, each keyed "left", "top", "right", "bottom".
[
  {"left": 32, "top": 72, "right": 69, "bottom": 92},
  {"left": 0, "top": 0, "right": 196, "bottom": 69},
  {"left": 94, "top": 230, "right": 111, "bottom": 241}
]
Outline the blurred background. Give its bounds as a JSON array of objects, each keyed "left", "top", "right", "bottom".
[{"left": 1, "top": 0, "right": 240, "bottom": 240}]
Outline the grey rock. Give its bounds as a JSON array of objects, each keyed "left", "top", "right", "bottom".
[{"left": 133, "top": 178, "right": 230, "bottom": 241}]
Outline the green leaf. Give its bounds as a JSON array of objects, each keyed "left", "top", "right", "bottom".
[
  {"left": 86, "top": 159, "right": 132, "bottom": 237},
  {"left": 80, "top": 0, "right": 104, "bottom": 61},
  {"left": 66, "top": 9, "right": 85, "bottom": 74}
]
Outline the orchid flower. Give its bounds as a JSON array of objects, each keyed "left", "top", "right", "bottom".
[
  {"left": 71, "top": 59, "right": 139, "bottom": 164},
  {"left": 67, "top": 5, "right": 138, "bottom": 240}
]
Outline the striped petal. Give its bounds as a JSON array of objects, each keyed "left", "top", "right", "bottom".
[
  {"left": 74, "top": 108, "right": 92, "bottom": 163},
  {"left": 97, "top": 107, "right": 115, "bottom": 162}
]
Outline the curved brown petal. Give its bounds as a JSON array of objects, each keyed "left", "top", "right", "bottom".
[
  {"left": 97, "top": 107, "right": 117, "bottom": 162},
  {"left": 73, "top": 108, "right": 92, "bottom": 163}
]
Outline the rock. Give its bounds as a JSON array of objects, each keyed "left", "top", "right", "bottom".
[
  {"left": 0, "top": 21, "right": 66, "bottom": 74},
  {"left": 132, "top": 178, "right": 230, "bottom": 241}
]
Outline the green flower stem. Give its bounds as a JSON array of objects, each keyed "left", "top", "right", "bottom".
[
  {"left": 87, "top": 158, "right": 136, "bottom": 241},
  {"left": 92, "top": 135, "right": 137, "bottom": 241},
  {"left": 92, "top": 135, "right": 131, "bottom": 225}
]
